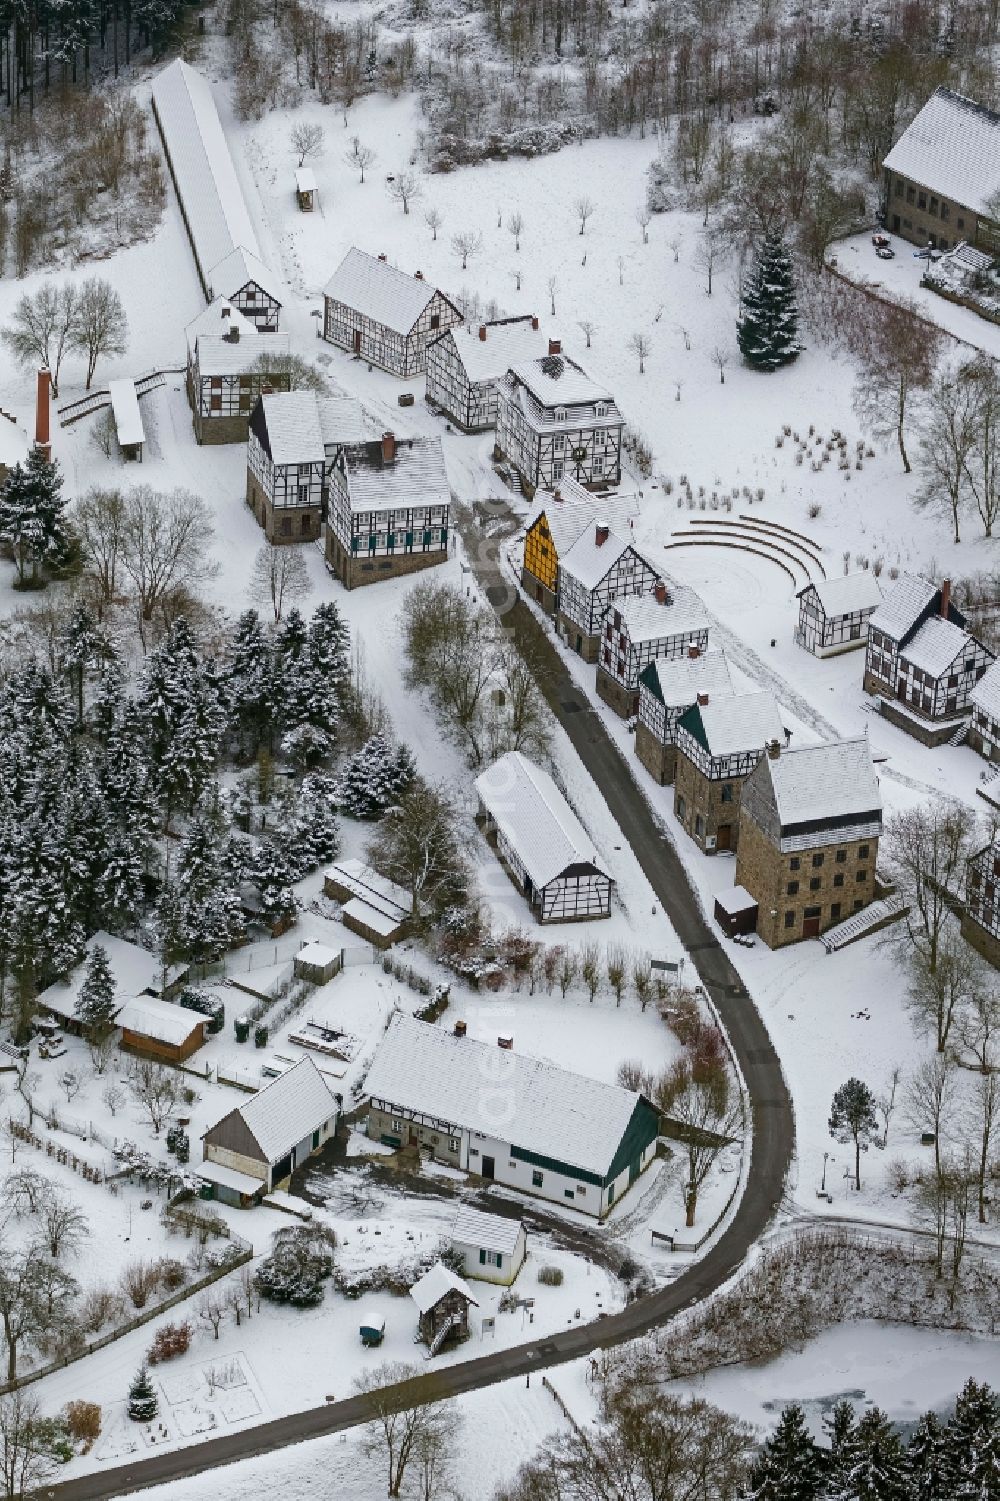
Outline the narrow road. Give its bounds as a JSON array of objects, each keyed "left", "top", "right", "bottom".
[{"left": 47, "top": 521, "right": 794, "bottom": 1501}]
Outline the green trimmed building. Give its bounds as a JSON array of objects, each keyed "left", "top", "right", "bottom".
[{"left": 362, "top": 1014, "right": 660, "bottom": 1220}]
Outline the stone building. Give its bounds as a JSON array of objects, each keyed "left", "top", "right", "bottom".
[
  {"left": 673, "top": 692, "right": 785, "bottom": 855},
  {"left": 882, "top": 87, "right": 1000, "bottom": 254},
  {"left": 635, "top": 648, "right": 734, "bottom": 785},
  {"left": 734, "top": 737, "right": 882, "bottom": 949},
  {"left": 245, "top": 389, "right": 364, "bottom": 544},
  {"left": 426, "top": 316, "right": 546, "bottom": 431},
  {"left": 961, "top": 838, "right": 1000, "bottom": 969},
  {"left": 595, "top": 582, "right": 710, "bottom": 719},
  {"left": 322, "top": 248, "right": 463, "bottom": 377},
  {"left": 324, "top": 431, "right": 450, "bottom": 588},
  {"left": 495, "top": 345, "right": 623, "bottom": 497}
]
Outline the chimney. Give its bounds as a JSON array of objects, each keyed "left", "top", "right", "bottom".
[
  {"left": 697, "top": 692, "right": 709, "bottom": 706},
  {"left": 553, "top": 486, "right": 562, "bottom": 503},
  {"left": 479, "top": 325, "right": 487, "bottom": 342},
  {"left": 414, "top": 269, "right": 424, "bottom": 280},
  {"left": 498, "top": 1035, "right": 513, "bottom": 1050},
  {"left": 261, "top": 382, "right": 274, "bottom": 396},
  {"left": 940, "top": 578, "right": 951, "bottom": 619},
  {"left": 453, "top": 1020, "right": 467, "bottom": 1037},
  {"left": 654, "top": 580, "right": 667, "bottom": 605},
  {"left": 767, "top": 739, "right": 781, "bottom": 760},
  {"left": 378, "top": 253, "right": 387, "bottom": 262},
  {"left": 595, "top": 520, "right": 609, "bottom": 547},
  {"left": 688, "top": 643, "right": 701, "bottom": 660},
  {"left": 548, "top": 338, "right": 561, "bottom": 356},
  {"left": 531, "top": 316, "right": 539, "bottom": 331},
  {"left": 227, "top": 324, "right": 240, "bottom": 344},
  {"left": 35, "top": 368, "right": 50, "bottom": 457},
  {"left": 381, "top": 431, "right": 396, "bottom": 465}
]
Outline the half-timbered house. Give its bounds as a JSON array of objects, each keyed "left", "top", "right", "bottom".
[
  {"left": 325, "top": 431, "right": 450, "bottom": 588},
  {"left": 635, "top": 648, "right": 734, "bottom": 785},
  {"left": 557, "top": 521, "right": 659, "bottom": 661},
  {"left": 596, "top": 582, "right": 711, "bottom": 719},
  {"left": 968, "top": 661, "right": 1000, "bottom": 763},
  {"left": 495, "top": 344, "right": 623, "bottom": 497},
  {"left": 246, "top": 390, "right": 365, "bottom": 543},
  {"left": 673, "top": 692, "right": 786, "bottom": 855},
  {"left": 363, "top": 1014, "right": 660, "bottom": 1219},
  {"left": 864, "top": 575, "right": 994, "bottom": 746},
  {"left": 188, "top": 327, "right": 291, "bottom": 445},
  {"left": 961, "top": 838, "right": 1000, "bottom": 968},
  {"left": 474, "top": 750, "right": 613, "bottom": 922},
  {"left": 795, "top": 574, "right": 883, "bottom": 657},
  {"left": 201, "top": 1056, "right": 339, "bottom": 1197},
  {"left": 208, "top": 245, "right": 283, "bottom": 332},
  {"left": 520, "top": 477, "right": 639, "bottom": 615},
  {"left": 322, "top": 248, "right": 463, "bottom": 377},
  {"left": 735, "top": 737, "right": 883, "bottom": 949},
  {"left": 426, "top": 316, "right": 546, "bottom": 431}
]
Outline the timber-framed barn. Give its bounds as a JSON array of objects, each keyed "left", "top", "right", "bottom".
[{"left": 322, "top": 248, "right": 463, "bottom": 377}]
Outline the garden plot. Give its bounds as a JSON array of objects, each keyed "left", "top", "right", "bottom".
[{"left": 93, "top": 1353, "right": 263, "bottom": 1466}]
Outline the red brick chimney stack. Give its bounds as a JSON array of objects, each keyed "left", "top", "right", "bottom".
[
  {"left": 553, "top": 486, "right": 562, "bottom": 503},
  {"left": 378, "top": 252, "right": 387, "bottom": 262},
  {"left": 478, "top": 325, "right": 487, "bottom": 341},
  {"left": 688, "top": 643, "right": 701, "bottom": 660},
  {"left": 595, "top": 520, "right": 609, "bottom": 547},
  {"left": 654, "top": 580, "right": 667, "bottom": 605},
  {"left": 697, "top": 692, "right": 709, "bottom": 706},
  {"left": 414, "top": 270, "right": 424, "bottom": 280},
  {"left": 531, "top": 316, "right": 539, "bottom": 331},
  {"left": 767, "top": 739, "right": 782, "bottom": 760},
  {"left": 940, "top": 578, "right": 951, "bottom": 618},
  {"left": 382, "top": 431, "right": 396, "bottom": 464},
  {"left": 548, "top": 338, "right": 561, "bottom": 356},
  {"left": 35, "top": 368, "right": 50, "bottom": 458}
]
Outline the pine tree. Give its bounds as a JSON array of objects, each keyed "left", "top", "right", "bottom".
[
  {"left": 908, "top": 1412, "right": 950, "bottom": 1501},
  {"left": 250, "top": 841, "right": 296, "bottom": 929},
  {"left": 60, "top": 601, "right": 105, "bottom": 728},
  {"left": 127, "top": 1363, "right": 158, "bottom": 1423},
  {"left": 822, "top": 1400, "right": 860, "bottom": 1500},
  {"left": 0, "top": 445, "right": 71, "bottom": 586},
  {"left": 337, "top": 735, "right": 416, "bottom": 820},
  {"left": 164, "top": 807, "right": 245, "bottom": 964},
  {"left": 226, "top": 610, "right": 275, "bottom": 757},
  {"left": 75, "top": 942, "right": 118, "bottom": 1033},
  {"left": 947, "top": 1379, "right": 1000, "bottom": 1500},
  {"left": 747, "top": 1402, "right": 824, "bottom": 1500},
  {"left": 843, "top": 1407, "right": 910, "bottom": 1501},
  {"left": 737, "top": 232, "right": 803, "bottom": 373},
  {"left": 829, "top": 1078, "right": 880, "bottom": 1191}
]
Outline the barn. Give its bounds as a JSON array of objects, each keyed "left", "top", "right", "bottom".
[
  {"left": 201, "top": 1055, "right": 340, "bottom": 1194},
  {"left": 475, "top": 751, "right": 613, "bottom": 923},
  {"left": 322, "top": 248, "right": 463, "bottom": 377}
]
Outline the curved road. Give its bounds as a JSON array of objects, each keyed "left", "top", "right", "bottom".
[{"left": 47, "top": 528, "right": 794, "bottom": 1500}]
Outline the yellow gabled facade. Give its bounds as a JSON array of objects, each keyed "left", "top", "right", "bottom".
[{"left": 523, "top": 510, "right": 558, "bottom": 593}]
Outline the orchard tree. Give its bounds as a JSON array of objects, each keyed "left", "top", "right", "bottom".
[
  {"left": 291, "top": 122, "right": 324, "bottom": 166},
  {"left": 450, "top": 230, "right": 483, "bottom": 271},
  {"left": 829, "top": 1077, "right": 880, "bottom": 1190},
  {"left": 72, "top": 277, "right": 128, "bottom": 390},
  {"left": 387, "top": 170, "right": 422, "bottom": 215}
]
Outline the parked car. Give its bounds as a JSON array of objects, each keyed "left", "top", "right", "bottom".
[
  {"left": 872, "top": 233, "right": 891, "bottom": 249},
  {"left": 875, "top": 246, "right": 895, "bottom": 260}
]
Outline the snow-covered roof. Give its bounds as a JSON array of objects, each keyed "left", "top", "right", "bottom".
[
  {"left": 208, "top": 245, "right": 283, "bottom": 306},
  {"left": 613, "top": 587, "right": 709, "bottom": 646},
  {"left": 195, "top": 331, "right": 290, "bottom": 377},
  {"left": 108, "top": 380, "right": 144, "bottom": 450},
  {"left": 295, "top": 941, "right": 340, "bottom": 969},
  {"left": 883, "top": 88, "right": 1000, "bottom": 219},
  {"left": 801, "top": 573, "right": 883, "bottom": 618},
  {"left": 560, "top": 528, "right": 653, "bottom": 592},
  {"left": 448, "top": 318, "right": 548, "bottom": 382},
  {"left": 224, "top": 1056, "right": 339, "bottom": 1164},
  {"left": 117, "top": 995, "right": 203, "bottom": 1048},
  {"left": 508, "top": 353, "right": 612, "bottom": 409},
  {"left": 325, "top": 858, "right": 413, "bottom": 922},
  {"left": 0, "top": 414, "right": 29, "bottom": 470},
  {"left": 323, "top": 248, "right": 439, "bottom": 336},
  {"left": 450, "top": 1206, "right": 524, "bottom": 1256},
  {"left": 37, "top": 932, "right": 163, "bottom": 1021},
  {"left": 409, "top": 1262, "right": 478, "bottom": 1314},
  {"left": 318, "top": 395, "right": 366, "bottom": 448},
  {"left": 195, "top": 1159, "right": 263, "bottom": 1195},
  {"left": 364, "top": 1014, "right": 646, "bottom": 1178},
  {"left": 342, "top": 436, "right": 450, "bottom": 515},
  {"left": 295, "top": 167, "right": 317, "bottom": 193},
  {"left": 526, "top": 480, "right": 639, "bottom": 558},
  {"left": 185, "top": 297, "right": 255, "bottom": 353},
  {"left": 767, "top": 738, "right": 882, "bottom": 829},
  {"left": 640, "top": 650, "right": 733, "bottom": 709},
  {"left": 901, "top": 615, "right": 971, "bottom": 677},
  {"left": 259, "top": 391, "right": 325, "bottom": 465},
  {"left": 474, "top": 751, "right": 609, "bottom": 890},
  {"left": 150, "top": 60, "right": 261, "bottom": 290},
  {"left": 868, "top": 574, "right": 937, "bottom": 642},
  {"left": 715, "top": 885, "right": 758, "bottom": 916},
  {"left": 681, "top": 691, "right": 784, "bottom": 758},
  {"left": 343, "top": 898, "right": 403, "bottom": 938},
  {"left": 971, "top": 661, "right": 1000, "bottom": 722}
]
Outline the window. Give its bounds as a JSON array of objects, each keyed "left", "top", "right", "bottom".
[
  {"left": 930, "top": 196, "right": 938, "bottom": 214},
  {"left": 858, "top": 845, "right": 870, "bottom": 859},
  {"left": 470, "top": 1148, "right": 480, "bottom": 1157},
  {"left": 835, "top": 850, "right": 847, "bottom": 864},
  {"left": 552, "top": 460, "right": 564, "bottom": 480},
  {"left": 430, "top": 313, "right": 440, "bottom": 329},
  {"left": 918, "top": 192, "right": 927, "bottom": 209},
  {"left": 596, "top": 402, "right": 607, "bottom": 417},
  {"left": 812, "top": 853, "right": 824, "bottom": 868},
  {"left": 906, "top": 186, "right": 915, "bottom": 204},
  {"left": 553, "top": 434, "right": 565, "bottom": 452},
  {"left": 593, "top": 456, "right": 604, "bottom": 476},
  {"left": 941, "top": 202, "right": 950, "bottom": 221},
  {"left": 532, "top": 1170, "right": 543, "bottom": 1188},
  {"left": 280, "top": 517, "right": 291, "bottom": 536},
  {"left": 787, "top": 881, "right": 799, "bottom": 895},
  {"left": 555, "top": 406, "right": 567, "bottom": 422},
  {"left": 391, "top": 1118, "right": 401, "bottom": 1131},
  {"left": 721, "top": 784, "right": 733, "bottom": 803},
  {"left": 297, "top": 485, "right": 309, "bottom": 506},
  {"left": 856, "top": 869, "right": 868, "bottom": 883},
  {"left": 694, "top": 814, "right": 705, "bottom": 837},
  {"left": 676, "top": 796, "right": 686, "bottom": 821},
  {"left": 509, "top": 1160, "right": 516, "bottom": 1169},
  {"left": 894, "top": 179, "right": 903, "bottom": 197},
  {"left": 565, "top": 1189, "right": 574, "bottom": 1200},
  {"left": 833, "top": 873, "right": 844, "bottom": 888},
  {"left": 957, "top": 215, "right": 965, "bottom": 229},
  {"left": 449, "top": 1137, "right": 459, "bottom": 1151},
  {"left": 790, "top": 857, "right": 801, "bottom": 871},
  {"left": 830, "top": 903, "right": 842, "bottom": 921},
  {"left": 784, "top": 911, "right": 796, "bottom": 929},
  {"left": 576, "top": 1185, "right": 586, "bottom": 1196}
]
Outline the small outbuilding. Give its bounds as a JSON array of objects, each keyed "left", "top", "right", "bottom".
[
  {"left": 108, "top": 379, "right": 145, "bottom": 462},
  {"left": 295, "top": 167, "right": 317, "bottom": 211},
  {"left": 713, "top": 885, "right": 759, "bottom": 939},
  {"left": 449, "top": 1206, "right": 526, "bottom": 1286},
  {"left": 409, "top": 1262, "right": 478, "bottom": 1354},
  {"left": 323, "top": 858, "right": 414, "bottom": 948},
  {"left": 117, "top": 995, "right": 206, "bottom": 1063},
  {"left": 201, "top": 1055, "right": 340, "bottom": 1194},
  {"left": 795, "top": 574, "right": 883, "bottom": 658},
  {"left": 37, "top": 931, "right": 181, "bottom": 1035},
  {"left": 293, "top": 941, "right": 341, "bottom": 985}
]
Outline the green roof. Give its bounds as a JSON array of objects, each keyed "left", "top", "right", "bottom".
[
  {"left": 638, "top": 661, "right": 664, "bottom": 704},
  {"left": 676, "top": 701, "right": 709, "bottom": 752}
]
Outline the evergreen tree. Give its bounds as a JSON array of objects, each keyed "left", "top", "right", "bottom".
[
  {"left": 908, "top": 1412, "right": 950, "bottom": 1501},
  {"left": 137, "top": 619, "right": 223, "bottom": 824},
  {"left": 829, "top": 1078, "right": 880, "bottom": 1191},
  {"left": 737, "top": 232, "right": 803, "bottom": 372},
  {"left": 249, "top": 841, "right": 296, "bottom": 929},
  {"left": 747, "top": 1403, "right": 824, "bottom": 1500},
  {"left": 226, "top": 610, "right": 275, "bottom": 757},
  {"left": 164, "top": 807, "right": 245, "bottom": 964},
  {"left": 0, "top": 446, "right": 71, "bottom": 586},
  {"left": 273, "top": 774, "right": 340, "bottom": 879},
  {"left": 822, "top": 1401, "right": 860, "bottom": 1500},
  {"left": 843, "top": 1408, "right": 910, "bottom": 1501},
  {"left": 127, "top": 1363, "right": 158, "bottom": 1422},
  {"left": 74, "top": 942, "right": 118, "bottom": 1033},
  {"left": 947, "top": 1379, "right": 1000, "bottom": 1500},
  {"left": 337, "top": 735, "right": 416, "bottom": 820},
  {"left": 59, "top": 600, "right": 105, "bottom": 727}
]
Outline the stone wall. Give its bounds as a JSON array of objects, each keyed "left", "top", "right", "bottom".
[
  {"left": 674, "top": 753, "right": 743, "bottom": 852},
  {"left": 596, "top": 665, "right": 637, "bottom": 719},
  {"left": 736, "top": 812, "right": 879, "bottom": 949},
  {"left": 557, "top": 611, "right": 600, "bottom": 662},
  {"left": 326, "top": 535, "right": 448, "bottom": 590},
  {"left": 635, "top": 721, "right": 675, "bottom": 784},
  {"left": 246, "top": 473, "right": 321, "bottom": 545}
]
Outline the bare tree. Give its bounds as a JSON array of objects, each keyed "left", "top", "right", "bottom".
[
  {"left": 557, "top": 949, "right": 578, "bottom": 998},
  {"left": 250, "top": 542, "right": 313, "bottom": 623},
  {"left": 916, "top": 361, "right": 981, "bottom": 545},
  {"left": 354, "top": 1362, "right": 442, "bottom": 1499},
  {"left": 960, "top": 356, "right": 1000, "bottom": 537},
  {"left": 40, "top": 1191, "right": 89, "bottom": 1260},
  {"left": 367, "top": 781, "right": 470, "bottom": 920},
  {"left": 971, "top": 1070, "right": 999, "bottom": 1223},
  {"left": 693, "top": 225, "right": 723, "bottom": 295},
  {"left": 423, "top": 206, "right": 443, "bottom": 241},
  {"left": 617, "top": 255, "right": 625, "bottom": 285},
  {"left": 636, "top": 204, "right": 652, "bottom": 243},
  {"left": 605, "top": 944, "right": 628, "bottom": 1007},
  {"left": 344, "top": 135, "right": 376, "bottom": 183},
  {"left": 0, "top": 1389, "right": 60, "bottom": 1499},
  {"left": 291, "top": 122, "right": 325, "bottom": 166},
  {"left": 507, "top": 211, "right": 523, "bottom": 252},
  {"left": 657, "top": 1054, "right": 742, "bottom": 1224},
  {"left": 956, "top": 972, "right": 1000, "bottom": 1073},
  {"left": 574, "top": 195, "right": 595, "bottom": 234},
  {"left": 632, "top": 954, "right": 653, "bottom": 1011},
  {"left": 126, "top": 1059, "right": 182, "bottom": 1136},
  {"left": 73, "top": 486, "right": 126, "bottom": 614},
  {"left": 876, "top": 1067, "right": 901, "bottom": 1150},
  {"left": 87, "top": 1030, "right": 117, "bottom": 1076},
  {"left": 412, "top": 1401, "right": 461, "bottom": 1501},
  {"left": 197, "top": 1289, "right": 226, "bottom": 1341},
  {"left": 547, "top": 275, "right": 557, "bottom": 316},
  {"left": 450, "top": 230, "right": 483, "bottom": 271},
  {"left": 579, "top": 942, "right": 601, "bottom": 1003},
  {"left": 629, "top": 332, "right": 651, "bottom": 374},
  {"left": 668, "top": 235, "right": 682, "bottom": 262},
  {"left": 712, "top": 345, "right": 731, "bottom": 384},
  {"left": 72, "top": 278, "right": 128, "bottom": 390},
  {"left": 59, "top": 1069, "right": 82, "bottom": 1104},
  {"left": 1, "top": 281, "right": 79, "bottom": 394},
  {"left": 0, "top": 1246, "right": 76, "bottom": 1380},
  {"left": 387, "top": 170, "right": 422, "bottom": 215},
  {"left": 853, "top": 295, "right": 941, "bottom": 474},
  {"left": 224, "top": 1277, "right": 246, "bottom": 1327},
  {"left": 905, "top": 927, "right": 978, "bottom": 1054},
  {"left": 884, "top": 804, "right": 978, "bottom": 977},
  {"left": 118, "top": 486, "right": 217, "bottom": 645},
  {"left": 577, "top": 319, "right": 595, "bottom": 349},
  {"left": 5, "top": 1169, "right": 50, "bottom": 1219},
  {"left": 904, "top": 1053, "right": 956, "bottom": 1176},
  {"left": 101, "top": 1081, "right": 127, "bottom": 1117}
]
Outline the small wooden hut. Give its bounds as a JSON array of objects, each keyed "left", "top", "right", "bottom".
[{"left": 409, "top": 1263, "right": 478, "bottom": 1355}]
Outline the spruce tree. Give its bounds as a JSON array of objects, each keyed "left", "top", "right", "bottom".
[
  {"left": 822, "top": 1400, "right": 860, "bottom": 1500},
  {"left": 0, "top": 446, "right": 71, "bottom": 586},
  {"left": 75, "top": 943, "right": 118, "bottom": 1033},
  {"left": 250, "top": 841, "right": 296, "bottom": 929},
  {"left": 127, "top": 1363, "right": 158, "bottom": 1422},
  {"left": 226, "top": 610, "right": 275, "bottom": 757},
  {"left": 737, "top": 232, "right": 803, "bottom": 372},
  {"left": 747, "top": 1402, "right": 824, "bottom": 1500},
  {"left": 947, "top": 1379, "right": 1000, "bottom": 1500},
  {"left": 908, "top": 1412, "right": 950, "bottom": 1501},
  {"left": 337, "top": 735, "right": 416, "bottom": 820},
  {"left": 843, "top": 1407, "right": 910, "bottom": 1501}
]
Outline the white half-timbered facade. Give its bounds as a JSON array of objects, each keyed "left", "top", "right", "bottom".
[
  {"left": 596, "top": 582, "right": 711, "bottom": 719},
  {"left": 673, "top": 692, "right": 785, "bottom": 854},
  {"left": 325, "top": 431, "right": 450, "bottom": 588},
  {"left": 188, "top": 328, "right": 291, "bottom": 445},
  {"left": 557, "top": 520, "right": 659, "bottom": 661},
  {"left": 322, "top": 248, "right": 463, "bottom": 377},
  {"left": 246, "top": 390, "right": 365, "bottom": 543},
  {"left": 208, "top": 245, "right": 284, "bottom": 332},
  {"left": 796, "top": 574, "right": 883, "bottom": 658},
  {"left": 635, "top": 649, "right": 735, "bottom": 785},
  {"left": 969, "top": 661, "right": 1000, "bottom": 763},
  {"left": 962, "top": 838, "right": 1000, "bottom": 968},
  {"left": 495, "top": 345, "right": 623, "bottom": 497},
  {"left": 475, "top": 751, "right": 613, "bottom": 923},
  {"left": 426, "top": 316, "right": 547, "bottom": 431}
]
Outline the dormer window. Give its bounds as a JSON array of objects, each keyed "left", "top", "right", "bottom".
[
  {"left": 596, "top": 402, "right": 607, "bottom": 418},
  {"left": 554, "top": 406, "right": 567, "bottom": 422}
]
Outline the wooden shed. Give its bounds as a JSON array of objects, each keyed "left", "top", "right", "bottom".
[
  {"left": 108, "top": 379, "right": 145, "bottom": 462},
  {"left": 295, "top": 167, "right": 317, "bottom": 211},
  {"left": 293, "top": 942, "right": 341, "bottom": 985},
  {"left": 323, "top": 859, "right": 414, "bottom": 948},
  {"left": 117, "top": 995, "right": 205, "bottom": 1063},
  {"left": 713, "top": 885, "right": 759, "bottom": 939},
  {"left": 409, "top": 1262, "right": 478, "bottom": 1355}
]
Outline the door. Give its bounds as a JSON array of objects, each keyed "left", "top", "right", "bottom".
[
  {"left": 481, "top": 1155, "right": 495, "bottom": 1180},
  {"left": 717, "top": 823, "right": 732, "bottom": 852},
  {"left": 353, "top": 329, "right": 362, "bottom": 354},
  {"left": 892, "top": 214, "right": 900, "bottom": 232},
  {"left": 802, "top": 906, "right": 821, "bottom": 939},
  {"left": 409, "top": 1125, "right": 419, "bottom": 1146},
  {"left": 575, "top": 635, "right": 583, "bottom": 654}
]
